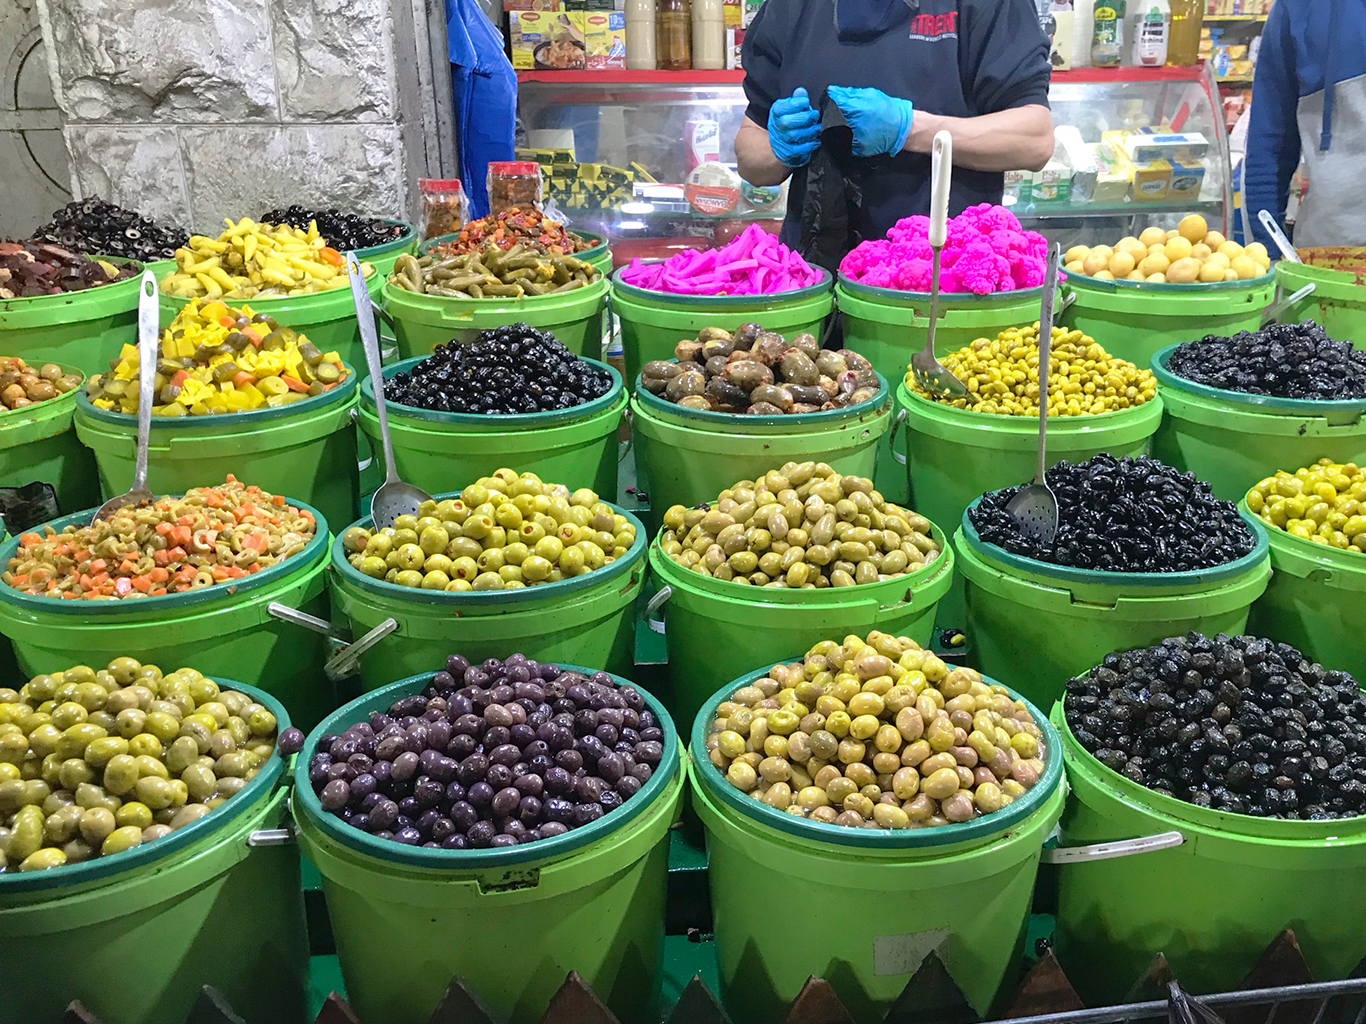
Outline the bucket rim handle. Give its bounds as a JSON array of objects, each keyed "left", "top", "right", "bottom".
[
  {"left": 324, "top": 617, "right": 400, "bottom": 679},
  {"left": 890, "top": 406, "right": 910, "bottom": 466},
  {"left": 645, "top": 584, "right": 671, "bottom": 633},
  {"left": 1041, "top": 829, "right": 1185, "bottom": 864},
  {"left": 1263, "top": 281, "right": 1316, "bottom": 325}
]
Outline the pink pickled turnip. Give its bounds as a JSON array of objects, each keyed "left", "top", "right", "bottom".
[{"left": 616, "top": 225, "right": 822, "bottom": 296}]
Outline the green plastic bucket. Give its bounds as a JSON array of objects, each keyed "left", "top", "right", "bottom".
[
  {"left": 0, "top": 367, "right": 101, "bottom": 516},
  {"left": 293, "top": 669, "right": 683, "bottom": 1024},
  {"left": 611, "top": 271, "right": 834, "bottom": 395},
  {"left": 956, "top": 509, "right": 1272, "bottom": 710},
  {"left": 1276, "top": 259, "right": 1366, "bottom": 348},
  {"left": 355, "top": 219, "right": 418, "bottom": 278},
  {"left": 0, "top": 500, "right": 336, "bottom": 729},
  {"left": 0, "top": 681, "right": 307, "bottom": 1024},
  {"left": 1051, "top": 700, "right": 1366, "bottom": 1003},
  {"left": 420, "top": 228, "right": 611, "bottom": 275},
  {"left": 1061, "top": 271, "right": 1277, "bottom": 369},
  {"left": 358, "top": 356, "right": 625, "bottom": 499},
  {"left": 382, "top": 277, "right": 609, "bottom": 362},
  {"left": 836, "top": 277, "right": 1045, "bottom": 380},
  {"left": 0, "top": 260, "right": 144, "bottom": 377},
  {"left": 74, "top": 367, "right": 360, "bottom": 532},
  {"left": 891, "top": 382, "right": 1163, "bottom": 629},
  {"left": 691, "top": 668, "right": 1065, "bottom": 1023},
  {"left": 159, "top": 267, "right": 382, "bottom": 370},
  {"left": 630, "top": 370, "right": 893, "bottom": 531},
  {"left": 646, "top": 523, "right": 954, "bottom": 729},
  {"left": 1242, "top": 498, "right": 1366, "bottom": 683},
  {"left": 328, "top": 497, "right": 646, "bottom": 691},
  {"left": 1150, "top": 343, "right": 1366, "bottom": 500}
]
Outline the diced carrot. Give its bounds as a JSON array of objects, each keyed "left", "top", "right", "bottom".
[
  {"left": 241, "top": 533, "right": 269, "bottom": 552},
  {"left": 170, "top": 369, "right": 189, "bottom": 387},
  {"left": 151, "top": 588, "right": 167, "bottom": 597},
  {"left": 91, "top": 559, "right": 106, "bottom": 572},
  {"left": 148, "top": 567, "right": 169, "bottom": 583},
  {"left": 168, "top": 546, "right": 186, "bottom": 560},
  {"left": 210, "top": 565, "right": 232, "bottom": 581},
  {"left": 242, "top": 328, "right": 263, "bottom": 348},
  {"left": 9, "top": 574, "right": 28, "bottom": 585},
  {"left": 218, "top": 315, "right": 236, "bottom": 327},
  {"left": 319, "top": 246, "right": 344, "bottom": 267},
  {"left": 131, "top": 575, "right": 153, "bottom": 593},
  {"left": 281, "top": 375, "right": 309, "bottom": 393},
  {"left": 232, "top": 371, "right": 256, "bottom": 388},
  {"left": 19, "top": 533, "right": 41, "bottom": 547}
]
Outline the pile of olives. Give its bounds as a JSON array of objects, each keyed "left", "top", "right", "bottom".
[
  {"left": 0, "top": 357, "right": 82, "bottom": 411},
  {"left": 28, "top": 197, "right": 185, "bottom": 262},
  {"left": 659, "top": 463, "right": 940, "bottom": 587},
  {"left": 640, "top": 323, "right": 880, "bottom": 414},
  {"left": 0, "top": 660, "right": 294, "bottom": 872},
  {"left": 306, "top": 654, "right": 665, "bottom": 848},
  {"left": 342, "top": 470, "right": 636, "bottom": 591},
  {"left": 1167, "top": 322, "right": 1366, "bottom": 401},
  {"left": 1066, "top": 633, "right": 1366, "bottom": 819},
  {"left": 705, "top": 632, "right": 1047, "bottom": 829},
  {"left": 258, "top": 206, "right": 403, "bottom": 251},
  {"left": 1247, "top": 459, "right": 1366, "bottom": 551}
]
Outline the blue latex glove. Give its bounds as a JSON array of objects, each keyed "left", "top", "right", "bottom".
[
  {"left": 767, "top": 87, "right": 821, "bottom": 168},
  {"left": 827, "top": 85, "right": 914, "bottom": 158}
]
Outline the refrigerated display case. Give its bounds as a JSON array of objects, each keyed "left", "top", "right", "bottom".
[{"left": 515, "top": 63, "right": 1233, "bottom": 253}]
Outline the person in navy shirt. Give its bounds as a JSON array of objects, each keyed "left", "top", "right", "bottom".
[{"left": 736, "top": 0, "right": 1054, "bottom": 256}]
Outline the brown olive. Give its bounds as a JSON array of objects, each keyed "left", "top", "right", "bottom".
[
  {"left": 839, "top": 349, "right": 873, "bottom": 371},
  {"left": 750, "top": 383, "right": 794, "bottom": 411},
  {"left": 723, "top": 360, "right": 774, "bottom": 392},
  {"left": 704, "top": 355, "right": 730, "bottom": 377},
  {"left": 674, "top": 338, "right": 704, "bottom": 364},
  {"left": 665, "top": 368, "right": 707, "bottom": 401},
  {"left": 787, "top": 384, "right": 827, "bottom": 406},
  {"left": 733, "top": 322, "right": 763, "bottom": 349},
  {"left": 705, "top": 378, "right": 750, "bottom": 410},
  {"left": 746, "top": 401, "right": 784, "bottom": 415},
  {"left": 678, "top": 395, "right": 711, "bottom": 410},
  {"left": 701, "top": 335, "right": 735, "bottom": 359},
  {"left": 778, "top": 349, "right": 820, "bottom": 386},
  {"left": 751, "top": 333, "right": 787, "bottom": 365},
  {"left": 789, "top": 333, "right": 820, "bottom": 359}
]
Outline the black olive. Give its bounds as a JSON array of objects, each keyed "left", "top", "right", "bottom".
[{"left": 1167, "top": 321, "right": 1366, "bottom": 401}]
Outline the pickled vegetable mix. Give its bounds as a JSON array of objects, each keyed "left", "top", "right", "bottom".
[
  {"left": 160, "top": 218, "right": 369, "bottom": 299},
  {"left": 86, "top": 298, "right": 348, "bottom": 416},
  {"left": 431, "top": 207, "right": 592, "bottom": 257},
  {"left": 3, "top": 477, "right": 316, "bottom": 600}
]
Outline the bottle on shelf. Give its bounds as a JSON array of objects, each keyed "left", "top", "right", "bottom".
[
  {"left": 626, "top": 0, "right": 657, "bottom": 69},
  {"left": 692, "top": 0, "right": 726, "bottom": 69},
  {"left": 1131, "top": 0, "right": 1169, "bottom": 65},
  {"left": 656, "top": 0, "right": 692, "bottom": 70},
  {"left": 1167, "top": 0, "right": 1202, "bottom": 65},
  {"left": 1091, "top": 0, "right": 1126, "bottom": 66}
]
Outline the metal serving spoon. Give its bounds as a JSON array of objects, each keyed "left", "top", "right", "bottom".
[
  {"left": 92, "top": 269, "right": 159, "bottom": 523},
  {"left": 1005, "top": 245, "right": 1062, "bottom": 546},
  {"left": 348, "top": 252, "right": 432, "bottom": 528},
  {"left": 909, "top": 130, "right": 974, "bottom": 401}
]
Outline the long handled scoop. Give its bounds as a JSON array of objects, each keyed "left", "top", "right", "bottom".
[
  {"left": 909, "top": 130, "right": 973, "bottom": 401},
  {"left": 1005, "top": 245, "right": 1062, "bottom": 545},
  {"left": 1258, "top": 209, "right": 1300, "bottom": 263},
  {"left": 92, "top": 270, "right": 159, "bottom": 523},
  {"left": 348, "top": 252, "right": 431, "bottom": 528}
]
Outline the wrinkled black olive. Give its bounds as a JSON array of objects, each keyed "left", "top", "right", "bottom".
[
  {"left": 1167, "top": 321, "right": 1366, "bottom": 401},
  {"left": 259, "top": 205, "right": 403, "bottom": 251}
]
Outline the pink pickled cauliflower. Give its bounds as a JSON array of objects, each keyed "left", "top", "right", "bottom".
[{"left": 839, "top": 203, "right": 1047, "bottom": 295}]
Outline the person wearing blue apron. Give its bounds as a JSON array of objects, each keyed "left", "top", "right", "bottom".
[{"left": 735, "top": 0, "right": 1054, "bottom": 269}]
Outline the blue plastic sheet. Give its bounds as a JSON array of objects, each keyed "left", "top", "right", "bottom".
[{"left": 447, "top": 0, "right": 516, "bottom": 218}]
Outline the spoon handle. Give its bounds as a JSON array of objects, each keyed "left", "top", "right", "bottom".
[
  {"left": 133, "top": 270, "right": 159, "bottom": 493},
  {"left": 1036, "top": 246, "right": 1060, "bottom": 484},
  {"left": 924, "top": 130, "right": 953, "bottom": 360},
  {"left": 348, "top": 253, "right": 399, "bottom": 487}
]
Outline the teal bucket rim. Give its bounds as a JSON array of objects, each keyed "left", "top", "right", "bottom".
[
  {"left": 0, "top": 256, "right": 146, "bottom": 309},
  {"left": 0, "top": 677, "right": 291, "bottom": 894},
  {"left": 894, "top": 380, "right": 1163, "bottom": 431},
  {"left": 1151, "top": 343, "right": 1366, "bottom": 415},
  {"left": 1051, "top": 698, "right": 1366, "bottom": 839},
  {"left": 330, "top": 495, "right": 646, "bottom": 607},
  {"left": 159, "top": 262, "right": 377, "bottom": 304},
  {"left": 836, "top": 275, "right": 1045, "bottom": 304},
  {"left": 0, "top": 363, "right": 85, "bottom": 425},
  {"left": 691, "top": 663, "right": 1062, "bottom": 849},
  {"left": 959, "top": 498, "right": 1269, "bottom": 588},
  {"left": 632, "top": 365, "right": 889, "bottom": 426},
  {"left": 360, "top": 355, "right": 623, "bottom": 426},
  {"left": 609, "top": 266, "right": 833, "bottom": 306},
  {"left": 74, "top": 361, "right": 358, "bottom": 430},
  {"left": 1061, "top": 267, "right": 1276, "bottom": 295},
  {"left": 419, "top": 228, "right": 606, "bottom": 265},
  {"left": 647, "top": 517, "right": 953, "bottom": 603},
  {"left": 0, "top": 495, "right": 330, "bottom": 618},
  {"left": 292, "top": 666, "right": 679, "bottom": 869},
  {"left": 1237, "top": 497, "right": 1366, "bottom": 574}
]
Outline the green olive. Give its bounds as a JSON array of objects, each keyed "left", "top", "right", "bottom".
[{"left": 100, "top": 825, "right": 144, "bottom": 856}]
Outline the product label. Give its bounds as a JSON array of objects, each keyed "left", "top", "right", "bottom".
[
  {"left": 685, "top": 183, "right": 740, "bottom": 214},
  {"left": 685, "top": 119, "right": 721, "bottom": 174}
]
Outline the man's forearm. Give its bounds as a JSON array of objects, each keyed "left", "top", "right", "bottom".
[
  {"left": 735, "top": 120, "right": 793, "bottom": 187},
  {"left": 904, "top": 104, "right": 1054, "bottom": 172}
]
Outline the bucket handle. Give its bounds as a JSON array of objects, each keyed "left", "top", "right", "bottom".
[
  {"left": 265, "top": 603, "right": 399, "bottom": 681},
  {"left": 267, "top": 602, "right": 350, "bottom": 644},
  {"left": 619, "top": 405, "right": 634, "bottom": 464},
  {"left": 1262, "top": 282, "right": 1316, "bottom": 325},
  {"left": 352, "top": 407, "right": 375, "bottom": 474},
  {"left": 890, "top": 407, "right": 910, "bottom": 466},
  {"left": 248, "top": 826, "right": 296, "bottom": 847},
  {"left": 645, "top": 585, "right": 672, "bottom": 634},
  {"left": 1041, "top": 829, "right": 1184, "bottom": 864}
]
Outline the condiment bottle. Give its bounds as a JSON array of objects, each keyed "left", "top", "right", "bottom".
[
  {"left": 656, "top": 0, "right": 692, "bottom": 70},
  {"left": 626, "top": 0, "right": 657, "bottom": 69},
  {"left": 691, "top": 0, "right": 725, "bottom": 69}
]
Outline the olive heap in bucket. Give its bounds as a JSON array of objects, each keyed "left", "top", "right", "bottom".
[
  {"left": 0, "top": 663, "right": 308, "bottom": 1024},
  {"left": 292, "top": 655, "right": 684, "bottom": 1024},
  {"left": 691, "top": 632, "right": 1064, "bottom": 1024},
  {"left": 1052, "top": 632, "right": 1366, "bottom": 1004}
]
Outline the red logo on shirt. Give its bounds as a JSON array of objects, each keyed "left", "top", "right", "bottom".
[{"left": 909, "top": 10, "right": 958, "bottom": 40}]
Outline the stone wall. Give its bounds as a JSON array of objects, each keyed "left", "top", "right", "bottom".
[{"left": 34, "top": 0, "right": 451, "bottom": 232}]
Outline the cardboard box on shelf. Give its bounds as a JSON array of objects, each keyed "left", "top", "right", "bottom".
[
  {"left": 581, "top": 9, "right": 625, "bottom": 68},
  {"left": 1126, "top": 129, "right": 1210, "bottom": 163},
  {"left": 509, "top": 9, "right": 585, "bottom": 68},
  {"left": 1167, "top": 158, "right": 1207, "bottom": 200},
  {"left": 1093, "top": 149, "right": 1132, "bottom": 203}
]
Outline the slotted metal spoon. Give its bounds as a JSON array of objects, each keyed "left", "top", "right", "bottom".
[
  {"left": 348, "top": 252, "right": 432, "bottom": 528},
  {"left": 909, "top": 130, "right": 974, "bottom": 401},
  {"left": 1005, "top": 245, "right": 1062, "bottom": 545},
  {"left": 92, "top": 269, "right": 159, "bottom": 523}
]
